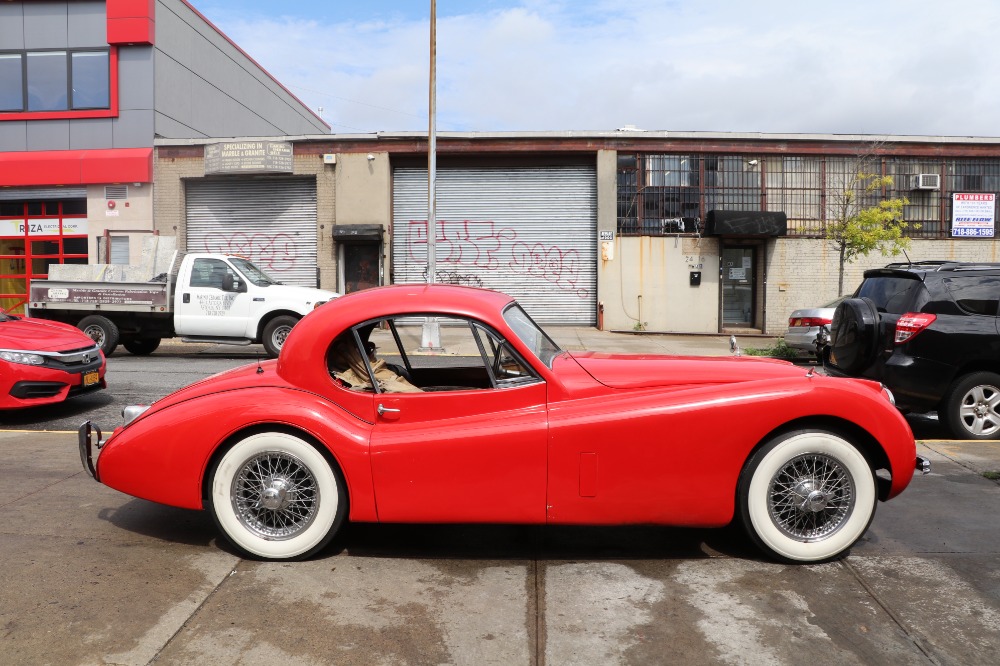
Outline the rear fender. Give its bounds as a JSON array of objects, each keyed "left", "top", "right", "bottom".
[{"left": 95, "top": 387, "right": 377, "bottom": 519}]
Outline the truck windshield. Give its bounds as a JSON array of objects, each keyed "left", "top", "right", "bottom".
[{"left": 230, "top": 258, "right": 281, "bottom": 287}]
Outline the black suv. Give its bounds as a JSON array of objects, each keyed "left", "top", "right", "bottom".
[{"left": 826, "top": 261, "right": 1000, "bottom": 440}]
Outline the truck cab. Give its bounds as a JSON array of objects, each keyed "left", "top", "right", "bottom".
[{"left": 174, "top": 254, "right": 338, "bottom": 356}]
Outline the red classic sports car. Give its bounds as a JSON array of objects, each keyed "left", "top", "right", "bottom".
[
  {"left": 1, "top": 310, "right": 106, "bottom": 409},
  {"left": 79, "top": 284, "right": 926, "bottom": 563}
]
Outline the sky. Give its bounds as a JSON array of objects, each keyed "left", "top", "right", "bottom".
[{"left": 193, "top": 0, "right": 1000, "bottom": 137}]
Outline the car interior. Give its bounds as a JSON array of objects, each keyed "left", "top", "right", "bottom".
[{"left": 326, "top": 316, "right": 537, "bottom": 393}]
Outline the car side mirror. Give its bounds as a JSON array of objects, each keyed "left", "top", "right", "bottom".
[{"left": 222, "top": 274, "right": 246, "bottom": 293}]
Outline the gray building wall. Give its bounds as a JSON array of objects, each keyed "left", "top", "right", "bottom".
[
  {"left": 153, "top": 0, "right": 329, "bottom": 139},
  {"left": 0, "top": 0, "right": 327, "bottom": 154}
]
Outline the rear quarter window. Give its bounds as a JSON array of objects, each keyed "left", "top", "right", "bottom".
[
  {"left": 856, "top": 276, "right": 921, "bottom": 314},
  {"left": 943, "top": 276, "right": 1000, "bottom": 316}
]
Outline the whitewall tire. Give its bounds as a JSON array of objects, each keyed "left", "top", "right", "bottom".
[
  {"left": 738, "top": 430, "right": 877, "bottom": 563},
  {"left": 209, "top": 432, "right": 346, "bottom": 560}
]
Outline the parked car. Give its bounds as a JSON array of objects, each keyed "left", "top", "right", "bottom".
[
  {"left": 826, "top": 261, "right": 1000, "bottom": 439},
  {"left": 1, "top": 309, "right": 106, "bottom": 410},
  {"left": 79, "top": 284, "right": 924, "bottom": 564},
  {"left": 784, "top": 296, "right": 849, "bottom": 355}
]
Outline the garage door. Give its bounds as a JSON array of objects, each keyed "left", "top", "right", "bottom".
[
  {"left": 392, "top": 166, "right": 596, "bottom": 325},
  {"left": 186, "top": 178, "right": 318, "bottom": 287}
]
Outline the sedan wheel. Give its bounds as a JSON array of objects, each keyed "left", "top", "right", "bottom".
[
  {"left": 209, "top": 432, "right": 346, "bottom": 560},
  {"left": 942, "top": 372, "right": 1000, "bottom": 440},
  {"left": 738, "top": 430, "right": 877, "bottom": 563}
]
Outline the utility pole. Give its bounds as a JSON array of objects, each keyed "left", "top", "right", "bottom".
[{"left": 420, "top": 0, "right": 442, "bottom": 351}]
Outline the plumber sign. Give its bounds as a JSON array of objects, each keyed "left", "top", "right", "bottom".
[{"left": 952, "top": 193, "right": 996, "bottom": 238}]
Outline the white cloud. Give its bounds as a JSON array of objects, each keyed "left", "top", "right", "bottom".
[{"left": 204, "top": 0, "right": 1000, "bottom": 137}]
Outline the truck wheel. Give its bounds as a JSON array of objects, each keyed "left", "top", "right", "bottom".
[
  {"left": 123, "top": 338, "right": 161, "bottom": 356},
  {"left": 78, "top": 315, "right": 120, "bottom": 357},
  {"left": 262, "top": 315, "right": 298, "bottom": 358}
]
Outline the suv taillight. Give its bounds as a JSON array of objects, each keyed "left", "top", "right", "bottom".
[{"left": 894, "top": 312, "right": 936, "bottom": 344}]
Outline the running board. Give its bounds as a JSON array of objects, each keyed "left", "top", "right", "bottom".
[{"left": 180, "top": 337, "right": 253, "bottom": 346}]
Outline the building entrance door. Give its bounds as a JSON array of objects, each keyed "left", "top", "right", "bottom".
[{"left": 721, "top": 246, "right": 755, "bottom": 328}]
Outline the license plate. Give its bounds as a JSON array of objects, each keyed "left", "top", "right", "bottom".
[{"left": 83, "top": 371, "right": 100, "bottom": 387}]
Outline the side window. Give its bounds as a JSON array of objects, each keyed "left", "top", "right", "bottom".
[
  {"left": 325, "top": 316, "right": 540, "bottom": 393},
  {"left": 472, "top": 323, "right": 536, "bottom": 384},
  {"left": 944, "top": 276, "right": 1000, "bottom": 316},
  {"left": 190, "top": 258, "right": 231, "bottom": 289}
]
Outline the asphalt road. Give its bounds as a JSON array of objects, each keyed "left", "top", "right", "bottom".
[{"left": 2, "top": 341, "right": 997, "bottom": 664}]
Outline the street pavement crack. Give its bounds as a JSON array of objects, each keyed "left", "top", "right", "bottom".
[
  {"left": 147, "top": 560, "right": 246, "bottom": 664},
  {"left": 842, "top": 558, "right": 940, "bottom": 665}
]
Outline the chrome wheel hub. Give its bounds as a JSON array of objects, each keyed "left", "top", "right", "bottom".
[
  {"left": 231, "top": 451, "right": 319, "bottom": 540},
  {"left": 769, "top": 453, "right": 855, "bottom": 541}
]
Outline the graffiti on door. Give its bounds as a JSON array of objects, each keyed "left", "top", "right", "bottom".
[
  {"left": 402, "top": 220, "right": 590, "bottom": 299},
  {"left": 202, "top": 233, "right": 298, "bottom": 273}
]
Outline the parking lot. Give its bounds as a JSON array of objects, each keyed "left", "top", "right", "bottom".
[{"left": 2, "top": 335, "right": 999, "bottom": 664}]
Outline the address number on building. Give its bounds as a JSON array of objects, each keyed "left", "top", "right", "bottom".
[{"left": 599, "top": 231, "right": 615, "bottom": 241}]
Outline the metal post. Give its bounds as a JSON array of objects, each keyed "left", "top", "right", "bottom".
[{"left": 421, "top": 0, "right": 442, "bottom": 351}]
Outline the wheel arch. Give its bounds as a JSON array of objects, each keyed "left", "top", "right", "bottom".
[
  {"left": 201, "top": 422, "right": 351, "bottom": 515},
  {"left": 741, "top": 415, "right": 893, "bottom": 501},
  {"left": 254, "top": 309, "right": 302, "bottom": 342}
]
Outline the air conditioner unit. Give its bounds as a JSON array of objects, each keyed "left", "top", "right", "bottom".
[{"left": 911, "top": 173, "right": 940, "bottom": 190}]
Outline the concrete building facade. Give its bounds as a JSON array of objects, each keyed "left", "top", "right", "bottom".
[
  {"left": 152, "top": 131, "right": 1000, "bottom": 333},
  {"left": 0, "top": 0, "right": 327, "bottom": 312}
]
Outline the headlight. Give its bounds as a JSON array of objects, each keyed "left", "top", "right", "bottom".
[
  {"left": 881, "top": 384, "right": 896, "bottom": 406},
  {"left": 0, "top": 350, "right": 45, "bottom": 365},
  {"left": 122, "top": 404, "right": 151, "bottom": 426}
]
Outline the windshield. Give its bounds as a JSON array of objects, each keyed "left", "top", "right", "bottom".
[
  {"left": 502, "top": 303, "right": 563, "bottom": 368},
  {"left": 230, "top": 257, "right": 281, "bottom": 287},
  {"left": 856, "top": 276, "right": 920, "bottom": 314}
]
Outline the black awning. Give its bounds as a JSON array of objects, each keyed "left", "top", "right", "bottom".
[
  {"left": 332, "top": 224, "right": 383, "bottom": 241},
  {"left": 705, "top": 210, "right": 787, "bottom": 237}
]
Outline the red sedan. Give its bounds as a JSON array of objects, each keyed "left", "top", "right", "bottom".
[
  {"left": 79, "top": 284, "right": 925, "bottom": 563},
  {"left": 1, "top": 310, "right": 106, "bottom": 409}
]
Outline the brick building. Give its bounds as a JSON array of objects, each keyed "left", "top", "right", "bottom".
[{"left": 154, "top": 131, "right": 1000, "bottom": 333}]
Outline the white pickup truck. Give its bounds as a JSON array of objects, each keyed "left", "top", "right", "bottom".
[{"left": 28, "top": 252, "right": 338, "bottom": 357}]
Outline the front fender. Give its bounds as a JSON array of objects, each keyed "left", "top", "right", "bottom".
[{"left": 95, "top": 387, "right": 377, "bottom": 520}]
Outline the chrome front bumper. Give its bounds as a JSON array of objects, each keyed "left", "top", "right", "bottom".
[{"left": 78, "top": 420, "right": 104, "bottom": 481}]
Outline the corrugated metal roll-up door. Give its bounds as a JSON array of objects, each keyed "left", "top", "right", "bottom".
[
  {"left": 186, "top": 178, "right": 318, "bottom": 287},
  {"left": 392, "top": 166, "right": 596, "bottom": 325}
]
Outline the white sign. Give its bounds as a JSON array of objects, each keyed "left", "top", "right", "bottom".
[
  {"left": 952, "top": 193, "right": 996, "bottom": 238},
  {"left": 599, "top": 230, "right": 615, "bottom": 241},
  {"left": 0, "top": 218, "right": 88, "bottom": 236},
  {"left": 729, "top": 267, "right": 747, "bottom": 280}
]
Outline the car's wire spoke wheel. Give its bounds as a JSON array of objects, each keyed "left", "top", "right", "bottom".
[
  {"left": 738, "top": 430, "right": 876, "bottom": 563},
  {"left": 209, "top": 432, "right": 346, "bottom": 560},
  {"left": 767, "top": 453, "right": 854, "bottom": 541},
  {"left": 231, "top": 451, "right": 319, "bottom": 540}
]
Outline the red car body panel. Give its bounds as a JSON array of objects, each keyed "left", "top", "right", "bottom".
[
  {"left": 92, "top": 284, "right": 917, "bottom": 530},
  {"left": 0, "top": 315, "right": 107, "bottom": 409}
]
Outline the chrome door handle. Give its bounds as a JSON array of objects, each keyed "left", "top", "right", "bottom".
[{"left": 377, "top": 404, "right": 401, "bottom": 416}]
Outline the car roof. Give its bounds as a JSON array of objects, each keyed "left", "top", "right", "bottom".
[{"left": 874, "top": 261, "right": 1000, "bottom": 277}]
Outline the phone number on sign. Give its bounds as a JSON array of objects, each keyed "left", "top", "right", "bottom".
[{"left": 952, "top": 227, "right": 995, "bottom": 237}]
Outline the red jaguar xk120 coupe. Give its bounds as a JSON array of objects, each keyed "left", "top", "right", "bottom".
[{"left": 79, "top": 284, "right": 926, "bottom": 563}]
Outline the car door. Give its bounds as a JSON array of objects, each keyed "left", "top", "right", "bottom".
[
  {"left": 174, "top": 257, "right": 250, "bottom": 337},
  {"left": 365, "top": 317, "right": 548, "bottom": 524}
]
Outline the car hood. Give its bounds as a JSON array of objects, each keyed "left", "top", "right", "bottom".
[
  {"left": 0, "top": 316, "right": 95, "bottom": 352},
  {"left": 568, "top": 352, "right": 801, "bottom": 390}
]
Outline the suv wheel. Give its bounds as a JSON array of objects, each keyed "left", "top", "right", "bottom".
[
  {"left": 828, "top": 297, "right": 880, "bottom": 375},
  {"left": 941, "top": 372, "right": 1000, "bottom": 440}
]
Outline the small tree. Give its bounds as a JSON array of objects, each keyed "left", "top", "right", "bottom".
[{"left": 826, "top": 144, "right": 914, "bottom": 296}]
